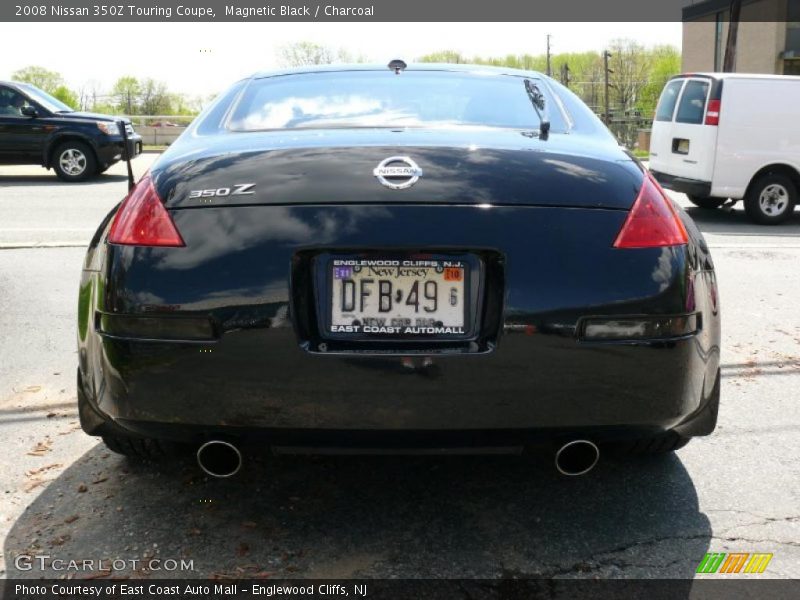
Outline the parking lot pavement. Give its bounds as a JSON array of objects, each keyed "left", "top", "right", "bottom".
[
  {"left": 0, "top": 154, "right": 158, "bottom": 248},
  {"left": 671, "top": 197, "right": 800, "bottom": 249},
  {"left": 1, "top": 161, "right": 799, "bottom": 579}
]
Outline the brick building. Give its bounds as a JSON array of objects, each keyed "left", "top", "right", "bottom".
[{"left": 682, "top": 0, "right": 800, "bottom": 74}]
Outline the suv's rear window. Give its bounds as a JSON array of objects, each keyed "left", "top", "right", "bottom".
[
  {"left": 227, "top": 71, "right": 568, "bottom": 132},
  {"left": 655, "top": 79, "right": 684, "bottom": 122},
  {"left": 675, "top": 80, "right": 710, "bottom": 124}
]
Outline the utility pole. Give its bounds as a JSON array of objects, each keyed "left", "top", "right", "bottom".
[
  {"left": 723, "top": 0, "right": 742, "bottom": 72},
  {"left": 546, "top": 34, "right": 552, "bottom": 77},
  {"left": 603, "top": 50, "right": 613, "bottom": 124},
  {"left": 560, "top": 63, "right": 571, "bottom": 88}
]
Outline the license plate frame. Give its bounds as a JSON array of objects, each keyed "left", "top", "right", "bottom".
[{"left": 313, "top": 252, "right": 484, "bottom": 342}]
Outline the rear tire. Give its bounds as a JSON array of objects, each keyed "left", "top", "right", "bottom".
[
  {"left": 688, "top": 195, "right": 726, "bottom": 210},
  {"left": 78, "top": 370, "right": 187, "bottom": 461},
  {"left": 53, "top": 141, "right": 97, "bottom": 182},
  {"left": 102, "top": 434, "right": 187, "bottom": 460},
  {"left": 744, "top": 173, "right": 797, "bottom": 225}
]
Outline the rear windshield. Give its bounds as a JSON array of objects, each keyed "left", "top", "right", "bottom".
[
  {"left": 675, "top": 79, "right": 710, "bottom": 124},
  {"left": 655, "top": 79, "right": 684, "bottom": 122},
  {"left": 227, "top": 71, "right": 568, "bottom": 132}
]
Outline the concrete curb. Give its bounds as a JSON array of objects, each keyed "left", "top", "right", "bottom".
[{"left": 0, "top": 243, "right": 87, "bottom": 249}]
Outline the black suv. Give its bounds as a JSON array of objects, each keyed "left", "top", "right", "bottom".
[{"left": 0, "top": 81, "right": 142, "bottom": 182}]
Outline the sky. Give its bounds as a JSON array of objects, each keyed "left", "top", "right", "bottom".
[{"left": 0, "top": 22, "right": 682, "bottom": 98}]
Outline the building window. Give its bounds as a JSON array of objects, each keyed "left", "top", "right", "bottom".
[
  {"left": 787, "top": 0, "right": 800, "bottom": 51},
  {"left": 784, "top": 0, "right": 800, "bottom": 74},
  {"left": 714, "top": 12, "right": 726, "bottom": 71}
]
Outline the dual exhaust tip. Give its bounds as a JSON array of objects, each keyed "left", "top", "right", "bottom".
[
  {"left": 554, "top": 439, "right": 600, "bottom": 476},
  {"left": 196, "top": 440, "right": 242, "bottom": 478},
  {"left": 196, "top": 438, "right": 600, "bottom": 478}
]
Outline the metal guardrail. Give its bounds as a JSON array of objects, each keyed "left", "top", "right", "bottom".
[
  {"left": 124, "top": 116, "right": 194, "bottom": 145},
  {"left": 607, "top": 117, "right": 653, "bottom": 149},
  {"left": 125, "top": 115, "right": 196, "bottom": 127},
  {"left": 136, "top": 126, "right": 185, "bottom": 146}
]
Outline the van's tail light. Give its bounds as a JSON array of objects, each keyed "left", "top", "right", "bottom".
[
  {"left": 613, "top": 173, "right": 688, "bottom": 249},
  {"left": 108, "top": 174, "right": 184, "bottom": 247},
  {"left": 705, "top": 99, "right": 721, "bottom": 125}
]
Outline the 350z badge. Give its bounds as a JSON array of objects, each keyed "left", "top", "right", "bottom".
[{"left": 188, "top": 183, "right": 255, "bottom": 198}]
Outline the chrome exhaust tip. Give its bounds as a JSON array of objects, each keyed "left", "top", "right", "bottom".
[
  {"left": 555, "top": 440, "right": 599, "bottom": 476},
  {"left": 196, "top": 440, "right": 242, "bottom": 478}
]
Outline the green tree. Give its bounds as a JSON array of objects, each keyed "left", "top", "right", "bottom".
[
  {"left": 417, "top": 50, "right": 468, "bottom": 64},
  {"left": 638, "top": 45, "right": 681, "bottom": 114},
  {"left": 11, "top": 65, "right": 64, "bottom": 93},
  {"left": 111, "top": 76, "right": 140, "bottom": 114},
  {"left": 279, "top": 41, "right": 333, "bottom": 66},
  {"left": 90, "top": 102, "right": 121, "bottom": 115},
  {"left": 607, "top": 39, "right": 651, "bottom": 114},
  {"left": 276, "top": 42, "right": 367, "bottom": 67},
  {"left": 138, "top": 78, "right": 171, "bottom": 115},
  {"left": 336, "top": 48, "right": 369, "bottom": 64},
  {"left": 51, "top": 85, "right": 78, "bottom": 109}
]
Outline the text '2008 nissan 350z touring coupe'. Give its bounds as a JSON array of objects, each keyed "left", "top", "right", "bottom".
[{"left": 77, "top": 62, "right": 720, "bottom": 478}]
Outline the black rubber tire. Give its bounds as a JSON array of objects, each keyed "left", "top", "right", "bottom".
[
  {"left": 613, "top": 431, "right": 691, "bottom": 456},
  {"left": 744, "top": 173, "right": 797, "bottom": 225},
  {"left": 687, "top": 195, "right": 726, "bottom": 210},
  {"left": 102, "top": 434, "right": 186, "bottom": 460},
  {"left": 52, "top": 140, "right": 97, "bottom": 182}
]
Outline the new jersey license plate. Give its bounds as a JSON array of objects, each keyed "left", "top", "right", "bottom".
[{"left": 330, "top": 258, "right": 466, "bottom": 336}]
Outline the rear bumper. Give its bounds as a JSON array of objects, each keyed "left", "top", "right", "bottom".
[
  {"left": 81, "top": 326, "right": 719, "bottom": 444},
  {"left": 650, "top": 170, "right": 711, "bottom": 198}
]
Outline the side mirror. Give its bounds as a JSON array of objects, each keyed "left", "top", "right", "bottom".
[{"left": 21, "top": 105, "right": 38, "bottom": 118}]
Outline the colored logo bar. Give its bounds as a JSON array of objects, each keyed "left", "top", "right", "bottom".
[{"left": 696, "top": 552, "right": 773, "bottom": 574}]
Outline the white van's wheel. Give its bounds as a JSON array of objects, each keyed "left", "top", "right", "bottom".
[
  {"left": 745, "top": 174, "right": 797, "bottom": 225},
  {"left": 688, "top": 195, "right": 726, "bottom": 210}
]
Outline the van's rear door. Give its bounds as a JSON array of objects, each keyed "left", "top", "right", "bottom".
[
  {"left": 650, "top": 76, "right": 719, "bottom": 188},
  {"left": 650, "top": 77, "right": 685, "bottom": 172}
]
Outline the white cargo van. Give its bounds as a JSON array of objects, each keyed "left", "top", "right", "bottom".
[{"left": 649, "top": 73, "right": 800, "bottom": 224}]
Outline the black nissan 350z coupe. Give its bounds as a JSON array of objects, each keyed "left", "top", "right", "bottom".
[{"left": 77, "top": 63, "right": 720, "bottom": 477}]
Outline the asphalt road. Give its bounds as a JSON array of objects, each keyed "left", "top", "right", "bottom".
[{"left": 0, "top": 156, "right": 799, "bottom": 581}]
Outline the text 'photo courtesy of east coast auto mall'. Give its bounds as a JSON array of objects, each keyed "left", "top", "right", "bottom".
[{"left": 0, "top": 0, "right": 799, "bottom": 598}]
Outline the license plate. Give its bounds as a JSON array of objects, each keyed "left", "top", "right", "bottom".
[{"left": 330, "top": 258, "right": 466, "bottom": 337}]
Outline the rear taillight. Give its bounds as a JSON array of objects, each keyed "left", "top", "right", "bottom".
[
  {"left": 108, "top": 174, "right": 184, "bottom": 247},
  {"left": 705, "top": 98, "right": 720, "bottom": 126},
  {"left": 613, "top": 174, "right": 688, "bottom": 249}
]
